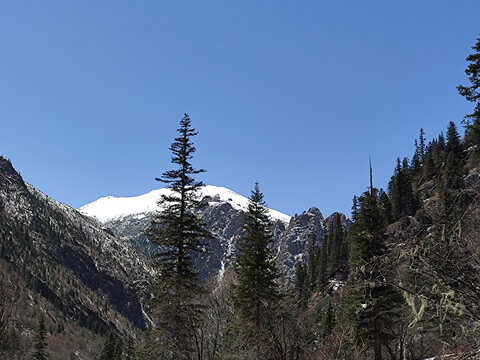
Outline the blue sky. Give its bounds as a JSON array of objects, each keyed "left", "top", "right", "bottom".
[{"left": 1, "top": 1, "right": 479, "bottom": 217}]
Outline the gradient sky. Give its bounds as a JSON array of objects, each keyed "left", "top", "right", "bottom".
[{"left": 1, "top": 1, "right": 479, "bottom": 217}]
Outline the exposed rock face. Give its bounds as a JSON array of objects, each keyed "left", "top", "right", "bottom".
[
  {"left": 325, "top": 211, "right": 352, "bottom": 231},
  {"left": 0, "top": 157, "right": 147, "bottom": 334},
  {"left": 277, "top": 207, "right": 324, "bottom": 277}
]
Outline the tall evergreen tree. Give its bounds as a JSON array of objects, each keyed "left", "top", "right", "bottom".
[
  {"left": 294, "top": 261, "right": 306, "bottom": 306},
  {"left": 148, "top": 113, "right": 211, "bottom": 359},
  {"left": 317, "top": 300, "right": 334, "bottom": 342},
  {"left": 232, "top": 182, "right": 280, "bottom": 327},
  {"left": 419, "top": 128, "right": 426, "bottom": 163},
  {"left": 389, "top": 157, "right": 416, "bottom": 220},
  {"left": 305, "top": 233, "right": 318, "bottom": 293},
  {"left": 378, "top": 189, "right": 393, "bottom": 224},
  {"left": 412, "top": 128, "right": 426, "bottom": 172},
  {"left": 458, "top": 36, "right": 480, "bottom": 150},
  {"left": 412, "top": 139, "right": 421, "bottom": 171},
  {"left": 351, "top": 195, "right": 360, "bottom": 222},
  {"left": 31, "top": 314, "right": 47, "bottom": 360},
  {"left": 445, "top": 121, "right": 461, "bottom": 157},
  {"left": 341, "top": 183, "right": 403, "bottom": 359},
  {"left": 97, "top": 330, "right": 121, "bottom": 360}
]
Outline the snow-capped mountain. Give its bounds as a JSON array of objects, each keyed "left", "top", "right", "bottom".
[
  {"left": 78, "top": 185, "right": 349, "bottom": 279},
  {"left": 78, "top": 185, "right": 291, "bottom": 224}
]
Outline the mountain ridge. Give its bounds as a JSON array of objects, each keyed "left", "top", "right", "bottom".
[
  {"left": 78, "top": 184, "right": 350, "bottom": 280},
  {"left": 78, "top": 185, "right": 292, "bottom": 224}
]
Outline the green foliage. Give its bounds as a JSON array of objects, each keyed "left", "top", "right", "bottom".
[
  {"left": 31, "top": 314, "right": 48, "bottom": 360},
  {"left": 97, "top": 330, "right": 121, "bottom": 360},
  {"left": 327, "top": 213, "right": 348, "bottom": 273},
  {"left": 458, "top": 36, "right": 480, "bottom": 151},
  {"left": 317, "top": 300, "right": 334, "bottom": 342},
  {"left": 343, "top": 188, "right": 403, "bottom": 359},
  {"left": 351, "top": 195, "right": 359, "bottom": 222},
  {"left": 348, "top": 190, "right": 387, "bottom": 266},
  {"left": 147, "top": 114, "right": 211, "bottom": 359},
  {"left": 388, "top": 157, "right": 417, "bottom": 221},
  {"left": 294, "top": 261, "right": 307, "bottom": 307},
  {"left": 438, "top": 122, "right": 468, "bottom": 227},
  {"left": 232, "top": 182, "right": 280, "bottom": 326},
  {"left": 150, "top": 113, "right": 211, "bottom": 286}
]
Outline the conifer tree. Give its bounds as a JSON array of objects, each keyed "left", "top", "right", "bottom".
[
  {"left": 419, "top": 128, "right": 426, "bottom": 162},
  {"left": 232, "top": 182, "right": 280, "bottom": 327},
  {"left": 305, "top": 234, "right": 318, "bottom": 293},
  {"left": 97, "top": 330, "right": 120, "bottom": 360},
  {"left": 317, "top": 300, "right": 334, "bottom": 342},
  {"left": 378, "top": 189, "right": 393, "bottom": 224},
  {"left": 438, "top": 121, "right": 466, "bottom": 225},
  {"left": 389, "top": 157, "right": 416, "bottom": 220},
  {"left": 148, "top": 113, "right": 211, "bottom": 359},
  {"left": 31, "top": 314, "right": 47, "bottom": 360},
  {"left": 294, "top": 261, "right": 306, "bottom": 306},
  {"left": 351, "top": 196, "right": 359, "bottom": 222},
  {"left": 327, "top": 213, "right": 347, "bottom": 272},
  {"left": 341, "top": 177, "right": 403, "bottom": 359},
  {"left": 316, "top": 241, "right": 327, "bottom": 291},
  {"left": 412, "top": 139, "right": 421, "bottom": 171},
  {"left": 458, "top": 36, "right": 480, "bottom": 150},
  {"left": 445, "top": 121, "right": 461, "bottom": 157}
]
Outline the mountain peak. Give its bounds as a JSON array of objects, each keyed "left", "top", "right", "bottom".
[{"left": 78, "top": 185, "right": 291, "bottom": 224}]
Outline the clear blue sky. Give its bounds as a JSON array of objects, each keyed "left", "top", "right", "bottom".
[{"left": 1, "top": 1, "right": 479, "bottom": 217}]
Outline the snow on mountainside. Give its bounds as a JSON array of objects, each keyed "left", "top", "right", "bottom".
[{"left": 78, "top": 185, "right": 291, "bottom": 224}]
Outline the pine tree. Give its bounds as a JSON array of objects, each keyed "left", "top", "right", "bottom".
[
  {"left": 31, "top": 314, "right": 47, "bottom": 360},
  {"left": 341, "top": 177, "right": 403, "bottom": 359},
  {"left": 412, "top": 139, "right": 421, "bottom": 171},
  {"left": 419, "top": 128, "right": 426, "bottom": 163},
  {"left": 351, "top": 195, "right": 359, "bottom": 222},
  {"left": 437, "top": 121, "right": 467, "bottom": 226},
  {"left": 458, "top": 36, "right": 480, "bottom": 150},
  {"left": 389, "top": 157, "right": 416, "bottom": 220},
  {"left": 378, "top": 189, "right": 393, "bottom": 224},
  {"left": 445, "top": 121, "right": 461, "bottom": 158},
  {"left": 317, "top": 300, "right": 334, "bottom": 342},
  {"left": 412, "top": 129, "right": 426, "bottom": 172},
  {"left": 232, "top": 182, "right": 280, "bottom": 327},
  {"left": 148, "top": 113, "right": 211, "bottom": 359},
  {"left": 305, "top": 233, "right": 318, "bottom": 293},
  {"left": 294, "top": 261, "right": 306, "bottom": 306},
  {"left": 316, "top": 234, "right": 328, "bottom": 291},
  {"left": 97, "top": 330, "right": 120, "bottom": 360}
]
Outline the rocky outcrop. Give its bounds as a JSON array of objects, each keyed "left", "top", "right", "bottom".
[{"left": 277, "top": 207, "right": 324, "bottom": 277}]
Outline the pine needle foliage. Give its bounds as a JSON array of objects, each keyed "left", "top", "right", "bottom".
[
  {"left": 31, "top": 314, "right": 47, "bottom": 360},
  {"left": 458, "top": 36, "right": 480, "bottom": 149},
  {"left": 148, "top": 113, "right": 212, "bottom": 359},
  {"left": 232, "top": 182, "right": 280, "bottom": 327},
  {"left": 97, "top": 330, "right": 121, "bottom": 360}
]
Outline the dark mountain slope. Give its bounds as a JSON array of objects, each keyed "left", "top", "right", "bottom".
[{"left": 0, "top": 157, "right": 148, "bottom": 359}]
